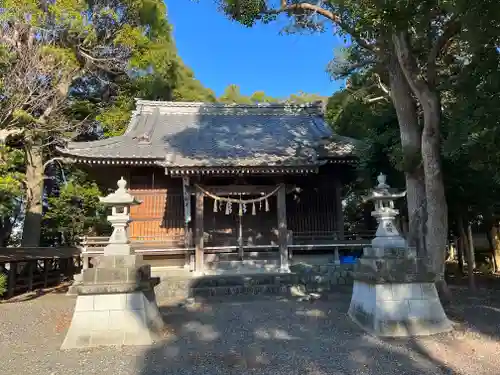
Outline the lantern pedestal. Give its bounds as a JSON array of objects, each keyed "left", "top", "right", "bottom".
[
  {"left": 61, "top": 178, "right": 164, "bottom": 350},
  {"left": 348, "top": 247, "right": 452, "bottom": 336},
  {"left": 348, "top": 173, "right": 452, "bottom": 337}
]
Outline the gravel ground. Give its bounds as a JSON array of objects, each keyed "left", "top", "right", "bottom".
[{"left": 1, "top": 287, "right": 500, "bottom": 375}]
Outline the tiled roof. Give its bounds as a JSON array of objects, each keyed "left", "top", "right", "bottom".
[{"left": 57, "top": 100, "right": 358, "bottom": 168}]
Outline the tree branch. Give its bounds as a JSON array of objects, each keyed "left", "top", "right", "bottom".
[
  {"left": 366, "top": 95, "right": 390, "bottom": 103},
  {"left": 373, "top": 73, "right": 391, "bottom": 95},
  {"left": 428, "top": 17, "right": 462, "bottom": 84},
  {"left": 392, "top": 31, "right": 428, "bottom": 98},
  {"left": 43, "top": 157, "right": 73, "bottom": 171},
  {"left": 273, "top": 1, "right": 378, "bottom": 53},
  {"left": 429, "top": 18, "right": 461, "bottom": 64}
]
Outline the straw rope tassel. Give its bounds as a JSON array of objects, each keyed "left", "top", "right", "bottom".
[
  {"left": 225, "top": 201, "right": 230, "bottom": 215},
  {"left": 239, "top": 202, "right": 243, "bottom": 216},
  {"left": 252, "top": 202, "right": 256, "bottom": 215},
  {"left": 213, "top": 199, "right": 218, "bottom": 212},
  {"left": 265, "top": 198, "right": 270, "bottom": 212}
]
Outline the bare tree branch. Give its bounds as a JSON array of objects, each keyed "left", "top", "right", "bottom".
[
  {"left": 43, "top": 157, "right": 73, "bottom": 171},
  {"left": 271, "top": 1, "right": 378, "bottom": 53},
  {"left": 366, "top": 95, "right": 390, "bottom": 103},
  {"left": 373, "top": 73, "right": 391, "bottom": 95}
]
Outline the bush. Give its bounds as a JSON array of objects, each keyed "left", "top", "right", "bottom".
[{"left": 0, "top": 272, "right": 6, "bottom": 296}]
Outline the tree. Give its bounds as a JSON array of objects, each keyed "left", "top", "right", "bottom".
[
  {"left": 0, "top": 0, "right": 214, "bottom": 246},
  {"left": 207, "top": 0, "right": 500, "bottom": 284},
  {"left": 250, "top": 90, "right": 278, "bottom": 103},
  {"left": 41, "top": 170, "right": 109, "bottom": 246},
  {"left": 218, "top": 84, "right": 253, "bottom": 104},
  {"left": 0, "top": 145, "right": 24, "bottom": 246}
]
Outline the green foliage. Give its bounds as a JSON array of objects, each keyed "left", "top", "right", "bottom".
[
  {"left": 216, "top": 84, "right": 325, "bottom": 104},
  {"left": 0, "top": 272, "right": 6, "bottom": 296},
  {"left": 325, "top": 73, "right": 403, "bottom": 188},
  {"left": 0, "top": 145, "right": 23, "bottom": 246},
  {"left": 220, "top": 0, "right": 268, "bottom": 27},
  {"left": 0, "top": 146, "right": 24, "bottom": 217},
  {"left": 0, "top": 0, "right": 216, "bottom": 245},
  {"left": 42, "top": 171, "right": 110, "bottom": 246},
  {"left": 218, "top": 84, "right": 252, "bottom": 104}
]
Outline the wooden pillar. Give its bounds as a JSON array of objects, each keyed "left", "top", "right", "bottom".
[
  {"left": 333, "top": 178, "right": 345, "bottom": 240},
  {"left": 66, "top": 257, "right": 74, "bottom": 278},
  {"left": 7, "top": 262, "right": 17, "bottom": 299},
  {"left": 27, "top": 261, "right": 34, "bottom": 291},
  {"left": 277, "top": 184, "right": 289, "bottom": 272},
  {"left": 82, "top": 255, "right": 90, "bottom": 270},
  {"left": 195, "top": 189, "right": 205, "bottom": 275},
  {"left": 182, "top": 177, "right": 192, "bottom": 269},
  {"left": 43, "top": 259, "right": 50, "bottom": 288}
]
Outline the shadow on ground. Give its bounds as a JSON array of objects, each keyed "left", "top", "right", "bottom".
[
  {"left": 134, "top": 286, "right": 500, "bottom": 375},
  {"left": 0, "top": 282, "right": 71, "bottom": 304}
]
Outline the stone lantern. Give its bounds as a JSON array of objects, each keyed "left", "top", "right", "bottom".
[
  {"left": 364, "top": 173, "right": 408, "bottom": 252},
  {"left": 348, "top": 173, "right": 452, "bottom": 337},
  {"left": 61, "top": 178, "right": 164, "bottom": 350},
  {"left": 99, "top": 177, "right": 141, "bottom": 256}
]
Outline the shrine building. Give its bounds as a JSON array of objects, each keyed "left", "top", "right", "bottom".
[{"left": 57, "top": 100, "right": 367, "bottom": 274}]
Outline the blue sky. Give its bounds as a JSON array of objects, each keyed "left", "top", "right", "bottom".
[{"left": 166, "top": 0, "right": 345, "bottom": 98}]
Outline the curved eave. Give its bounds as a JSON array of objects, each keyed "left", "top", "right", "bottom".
[
  {"left": 166, "top": 166, "right": 321, "bottom": 176},
  {"left": 60, "top": 155, "right": 162, "bottom": 166}
]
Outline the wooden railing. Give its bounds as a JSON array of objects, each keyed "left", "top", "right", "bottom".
[
  {"left": 0, "top": 247, "right": 81, "bottom": 299},
  {"left": 79, "top": 230, "right": 375, "bottom": 258}
]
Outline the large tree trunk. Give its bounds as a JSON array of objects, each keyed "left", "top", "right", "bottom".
[
  {"left": 387, "top": 54, "right": 426, "bottom": 254},
  {"left": 392, "top": 34, "right": 450, "bottom": 300},
  {"left": 458, "top": 216, "right": 475, "bottom": 290},
  {"left": 455, "top": 231, "right": 464, "bottom": 274},
  {"left": 21, "top": 144, "right": 44, "bottom": 247},
  {"left": 419, "top": 89, "right": 450, "bottom": 299},
  {"left": 488, "top": 224, "right": 500, "bottom": 273},
  {"left": 467, "top": 224, "right": 476, "bottom": 270},
  {"left": 420, "top": 90, "right": 448, "bottom": 275}
]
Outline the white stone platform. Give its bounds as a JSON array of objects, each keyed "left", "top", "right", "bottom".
[
  {"left": 61, "top": 291, "right": 164, "bottom": 349},
  {"left": 348, "top": 281, "right": 452, "bottom": 337}
]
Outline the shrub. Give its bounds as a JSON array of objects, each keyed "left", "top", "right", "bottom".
[{"left": 0, "top": 272, "right": 7, "bottom": 296}]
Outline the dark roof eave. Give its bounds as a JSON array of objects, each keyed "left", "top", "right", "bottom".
[
  {"left": 60, "top": 155, "right": 163, "bottom": 166},
  {"left": 166, "top": 165, "right": 322, "bottom": 176}
]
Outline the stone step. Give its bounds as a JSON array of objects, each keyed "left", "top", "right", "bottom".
[
  {"left": 204, "top": 259, "right": 282, "bottom": 274},
  {"left": 190, "top": 283, "right": 296, "bottom": 298},
  {"left": 205, "top": 251, "right": 279, "bottom": 262},
  {"left": 190, "top": 272, "right": 297, "bottom": 289},
  {"left": 190, "top": 273, "right": 300, "bottom": 300}
]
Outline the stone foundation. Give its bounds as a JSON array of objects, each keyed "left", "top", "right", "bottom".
[
  {"left": 61, "top": 290, "right": 164, "bottom": 349},
  {"left": 290, "top": 263, "right": 354, "bottom": 291},
  {"left": 348, "top": 281, "right": 452, "bottom": 336},
  {"left": 348, "top": 247, "right": 452, "bottom": 337},
  {"left": 151, "top": 263, "right": 355, "bottom": 302},
  {"left": 62, "top": 254, "right": 164, "bottom": 349}
]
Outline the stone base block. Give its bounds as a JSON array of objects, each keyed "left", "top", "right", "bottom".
[
  {"left": 348, "top": 280, "right": 452, "bottom": 337},
  {"left": 61, "top": 290, "right": 164, "bottom": 349}
]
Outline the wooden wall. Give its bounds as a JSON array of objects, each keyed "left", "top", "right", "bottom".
[{"left": 84, "top": 165, "right": 344, "bottom": 245}]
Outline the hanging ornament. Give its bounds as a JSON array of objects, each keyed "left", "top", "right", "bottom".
[
  {"left": 259, "top": 200, "right": 262, "bottom": 210},
  {"left": 242, "top": 203, "right": 247, "bottom": 214},
  {"left": 252, "top": 202, "right": 256, "bottom": 215},
  {"left": 213, "top": 199, "right": 218, "bottom": 213},
  {"left": 225, "top": 201, "right": 231, "bottom": 215},
  {"left": 238, "top": 202, "right": 243, "bottom": 216},
  {"left": 265, "top": 198, "right": 270, "bottom": 212}
]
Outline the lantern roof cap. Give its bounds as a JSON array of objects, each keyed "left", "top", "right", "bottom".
[{"left": 99, "top": 177, "right": 141, "bottom": 206}]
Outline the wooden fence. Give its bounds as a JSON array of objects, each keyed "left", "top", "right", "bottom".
[{"left": 0, "top": 247, "right": 81, "bottom": 299}]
